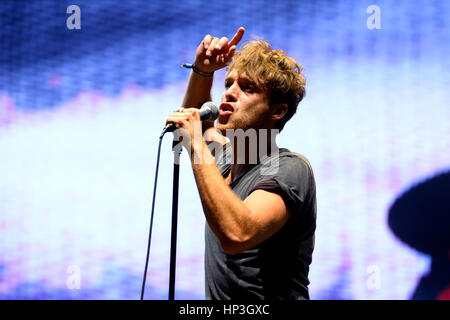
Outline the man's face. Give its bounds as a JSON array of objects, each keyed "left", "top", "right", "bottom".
[{"left": 216, "top": 69, "right": 272, "bottom": 134}]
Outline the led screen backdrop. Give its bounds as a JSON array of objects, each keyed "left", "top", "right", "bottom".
[{"left": 1, "top": 0, "right": 449, "bottom": 299}]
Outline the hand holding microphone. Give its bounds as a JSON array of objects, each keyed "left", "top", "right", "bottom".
[{"left": 161, "top": 101, "right": 219, "bottom": 138}]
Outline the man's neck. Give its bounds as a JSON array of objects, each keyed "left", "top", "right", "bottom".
[{"left": 228, "top": 132, "right": 278, "bottom": 182}]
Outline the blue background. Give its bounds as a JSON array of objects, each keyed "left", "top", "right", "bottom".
[{"left": 0, "top": 0, "right": 449, "bottom": 299}]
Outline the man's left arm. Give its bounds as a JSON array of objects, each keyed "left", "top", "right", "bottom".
[
  {"left": 166, "top": 108, "right": 291, "bottom": 255},
  {"left": 191, "top": 140, "right": 290, "bottom": 255}
]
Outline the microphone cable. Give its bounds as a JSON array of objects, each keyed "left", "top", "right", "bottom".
[
  {"left": 140, "top": 102, "right": 217, "bottom": 299},
  {"left": 140, "top": 134, "right": 164, "bottom": 300}
]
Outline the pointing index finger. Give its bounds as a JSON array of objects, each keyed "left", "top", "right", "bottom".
[{"left": 229, "top": 27, "right": 245, "bottom": 47}]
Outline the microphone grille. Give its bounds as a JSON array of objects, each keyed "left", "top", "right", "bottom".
[{"left": 202, "top": 101, "right": 219, "bottom": 121}]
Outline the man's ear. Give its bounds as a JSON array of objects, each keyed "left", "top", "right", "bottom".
[{"left": 271, "top": 103, "right": 288, "bottom": 121}]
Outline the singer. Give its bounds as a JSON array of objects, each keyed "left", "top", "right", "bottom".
[{"left": 166, "top": 27, "right": 316, "bottom": 300}]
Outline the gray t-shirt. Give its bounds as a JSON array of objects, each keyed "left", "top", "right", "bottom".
[{"left": 205, "top": 144, "right": 317, "bottom": 300}]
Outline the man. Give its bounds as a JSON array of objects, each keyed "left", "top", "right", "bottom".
[{"left": 166, "top": 27, "right": 316, "bottom": 300}]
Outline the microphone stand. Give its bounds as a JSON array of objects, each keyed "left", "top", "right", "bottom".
[
  {"left": 168, "top": 137, "right": 182, "bottom": 300},
  {"left": 162, "top": 102, "right": 218, "bottom": 299}
]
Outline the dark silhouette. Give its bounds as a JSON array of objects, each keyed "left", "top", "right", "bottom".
[{"left": 388, "top": 169, "right": 450, "bottom": 300}]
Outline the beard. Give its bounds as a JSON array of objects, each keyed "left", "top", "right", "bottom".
[
  {"left": 217, "top": 110, "right": 270, "bottom": 137},
  {"left": 216, "top": 113, "right": 250, "bottom": 136}
]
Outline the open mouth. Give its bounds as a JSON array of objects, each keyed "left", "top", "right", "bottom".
[{"left": 219, "top": 103, "right": 234, "bottom": 116}]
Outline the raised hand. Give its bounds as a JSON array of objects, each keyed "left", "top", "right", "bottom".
[{"left": 194, "top": 27, "right": 245, "bottom": 73}]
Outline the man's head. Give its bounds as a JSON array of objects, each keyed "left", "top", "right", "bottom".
[{"left": 217, "top": 40, "right": 306, "bottom": 134}]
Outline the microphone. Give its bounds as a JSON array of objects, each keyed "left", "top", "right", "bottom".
[{"left": 160, "top": 102, "right": 219, "bottom": 137}]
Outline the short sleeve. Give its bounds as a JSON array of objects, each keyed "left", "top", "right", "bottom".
[{"left": 250, "top": 153, "right": 315, "bottom": 216}]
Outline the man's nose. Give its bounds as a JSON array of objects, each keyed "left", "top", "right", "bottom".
[{"left": 224, "top": 84, "right": 238, "bottom": 102}]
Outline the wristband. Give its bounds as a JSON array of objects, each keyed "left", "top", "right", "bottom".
[{"left": 181, "top": 63, "right": 214, "bottom": 77}]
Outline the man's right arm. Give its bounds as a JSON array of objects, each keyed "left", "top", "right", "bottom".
[
  {"left": 180, "top": 68, "right": 213, "bottom": 110},
  {"left": 179, "top": 28, "right": 245, "bottom": 146},
  {"left": 180, "top": 68, "right": 219, "bottom": 143}
]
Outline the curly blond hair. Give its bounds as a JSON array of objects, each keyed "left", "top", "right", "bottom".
[{"left": 227, "top": 40, "right": 306, "bottom": 131}]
